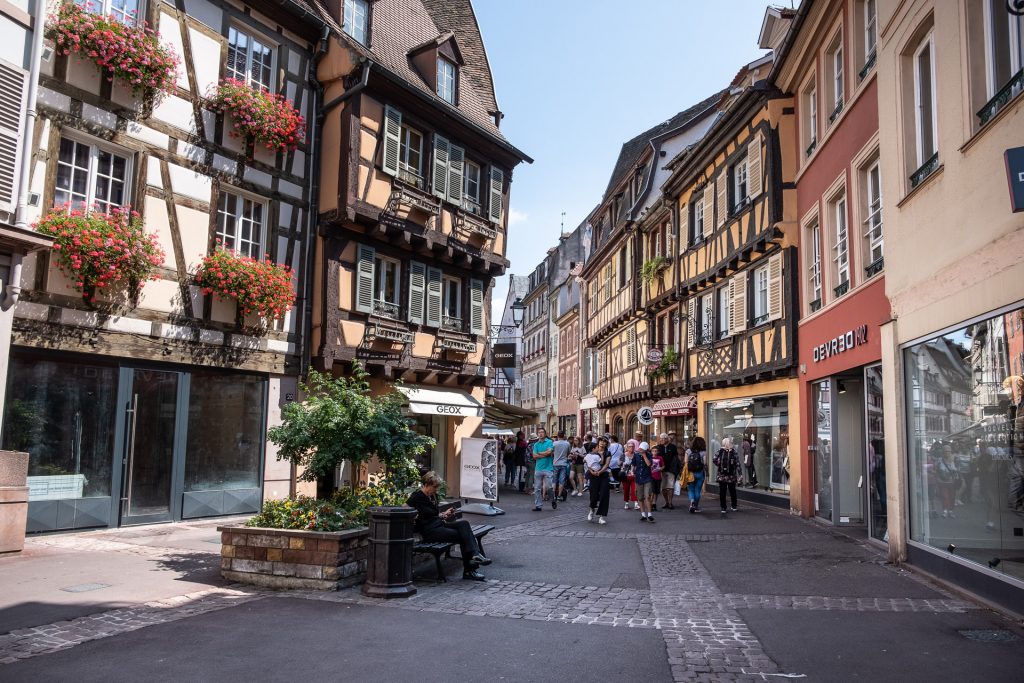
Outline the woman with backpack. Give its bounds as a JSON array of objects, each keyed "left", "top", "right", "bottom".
[
  {"left": 713, "top": 436, "right": 740, "bottom": 514},
  {"left": 685, "top": 436, "right": 708, "bottom": 513}
]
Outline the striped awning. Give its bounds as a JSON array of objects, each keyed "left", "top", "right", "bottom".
[{"left": 652, "top": 396, "right": 697, "bottom": 417}]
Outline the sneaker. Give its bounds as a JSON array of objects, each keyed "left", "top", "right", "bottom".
[
  {"left": 583, "top": 485, "right": 590, "bottom": 492},
  {"left": 587, "top": 509, "right": 594, "bottom": 522},
  {"left": 625, "top": 503, "right": 631, "bottom": 509},
  {"left": 462, "top": 570, "right": 486, "bottom": 581},
  {"left": 648, "top": 516, "right": 655, "bottom": 523},
  {"left": 552, "top": 499, "right": 557, "bottom": 510},
  {"left": 640, "top": 515, "right": 647, "bottom": 522},
  {"left": 689, "top": 505, "right": 695, "bottom": 514},
  {"left": 597, "top": 516, "right": 607, "bottom": 525},
  {"left": 532, "top": 506, "right": 542, "bottom": 512},
  {"left": 731, "top": 507, "right": 738, "bottom": 512},
  {"left": 633, "top": 502, "right": 640, "bottom": 510},
  {"left": 721, "top": 509, "right": 727, "bottom": 515}
]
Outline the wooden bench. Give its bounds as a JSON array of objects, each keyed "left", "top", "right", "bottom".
[{"left": 412, "top": 523, "right": 495, "bottom": 582}]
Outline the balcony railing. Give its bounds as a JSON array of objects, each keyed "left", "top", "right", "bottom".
[
  {"left": 397, "top": 164, "right": 424, "bottom": 190},
  {"left": 977, "top": 68, "right": 1024, "bottom": 126},
  {"left": 865, "top": 257, "right": 884, "bottom": 278},
  {"left": 441, "top": 315, "right": 463, "bottom": 332},
  {"left": 858, "top": 50, "right": 876, "bottom": 81},
  {"left": 461, "top": 197, "right": 484, "bottom": 217},
  {"left": 810, "top": 298, "right": 822, "bottom": 312},
  {"left": 828, "top": 98, "right": 844, "bottom": 124},
  {"left": 806, "top": 138, "right": 817, "bottom": 157},
  {"left": 373, "top": 299, "right": 400, "bottom": 319},
  {"left": 833, "top": 281, "right": 850, "bottom": 298},
  {"left": 909, "top": 152, "right": 940, "bottom": 189}
]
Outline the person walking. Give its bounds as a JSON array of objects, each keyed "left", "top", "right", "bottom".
[
  {"left": 685, "top": 436, "right": 708, "bottom": 513},
  {"left": 620, "top": 440, "right": 638, "bottom": 509},
  {"left": 551, "top": 431, "right": 571, "bottom": 504},
  {"left": 650, "top": 445, "right": 664, "bottom": 512},
  {"left": 569, "top": 437, "right": 587, "bottom": 496},
  {"left": 514, "top": 432, "right": 528, "bottom": 492},
  {"left": 532, "top": 428, "right": 555, "bottom": 511},
  {"left": 659, "top": 433, "right": 681, "bottom": 510},
  {"left": 608, "top": 435, "right": 624, "bottom": 492},
  {"left": 634, "top": 441, "right": 655, "bottom": 522},
  {"left": 503, "top": 436, "right": 516, "bottom": 486},
  {"left": 584, "top": 436, "right": 612, "bottom": 524},
  {"left": 714, "top": 437, "right": 740, "bottom": 514}
]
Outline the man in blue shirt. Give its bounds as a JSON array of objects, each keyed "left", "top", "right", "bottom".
[{"left": 532, "top": 427, "right": 554, "bottom": 511}]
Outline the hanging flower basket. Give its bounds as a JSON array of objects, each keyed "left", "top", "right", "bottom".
[
  {"left": 35, "top": 205, "right": 165, "bottom": 305},
  {"left": 47, "top": 3, "right": 179, "bottom": 99},
  {"left": 195, "top": 247, "right": 295, "bottom": 322},
  {"left": 209, "top": 79, "right": 305, "bottom": 152}
]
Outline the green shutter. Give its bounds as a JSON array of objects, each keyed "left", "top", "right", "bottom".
[
  {"left": 355, "top": 244, "right": 376, "bottom": 313},
  {"left": 432, "top": 134, "right": 450, "bottom": 198},
  {"left": 408, "top": 260, "right": 426, "bottom": 324},
  {"left": 469, "top": 278, "right": 485, "bottom": 334},
  {"left": 488, "top": 166, "right": 504, "bottom": 223},
  {"left": 382, "top": 105, "right": 402, "bottom": 176},
  {"left": 447, "top": 144, "right": 464, "bottom": 205},
  {"left": 426, "top": 267, "right": 443, "bottom": 327}
]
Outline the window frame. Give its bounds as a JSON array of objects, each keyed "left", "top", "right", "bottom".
[
  {"left": 442, "top": 274, "right": 461, "bottom": 321},
  {"left": 54, "top": 134, "right": 133, "bottom": 214},
  {"left": 862, "top": 160, "right": 883, "bottom": 272},
  {"left": 982, "top": 0, "right": 1024, "bottom": 98},
  {"left": 76, "top": 0, "right": 141, "bottom": 25},
  {"left": 399, "top": 123, "right": 425, "bottom": 184},
  {"left": 865, "top": 0, "right": 878, "bottom": 62},
  {"left": 226, "top": 24, "right": 276, "bottom": 93},
  {"left": 807, "top": 219, "right": 822, "bottom": 311},
  {"left": 752, "top": 264, "right": 770, "bottom": 325},
  {"left": 373, "top": 254, "right": 402, "bottom": 308},
  {"left": 732, "top": 155, "right": 749, "bottom": 210},
  {"left": 831, "top": 194, "right": 850, "bottom": 295},
  {"left": 342, "top": 0, "right": 369, "bottom": 46},
  {"left": 436, "top": 57, "right": 457, "bottom": 105},
  {"left": 717, "top": 284, "right": 730, "bottom": 340},
  {"left": 463, "top": 159, "right": 482, "bottom": 208},
  {"left": 216, "top": 187, "right": 268, "bottom": 259},
  {"left": 912, "top": 33, "right": 938, "bottom": 168},
  {"left": 700, "top": 292, "right": 714, "bottom": 346},
  {"left": 831, "top": 37, "right": 845, "bottom": 114},
  {"left": 692, "top": 192, "right": 705, "bottom": 244}
]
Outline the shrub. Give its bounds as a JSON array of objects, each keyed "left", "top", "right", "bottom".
[
  {"left": 247, "top": 496, "right": 354, "bottom": 532},
  {"left": 194, "top": 247, "right": 295, "bottom": 321},
  {"left": 209, "top": 78, "right": 305, "bottom": 152}
]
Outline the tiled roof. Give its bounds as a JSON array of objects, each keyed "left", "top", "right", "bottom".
[{"left": 603, "top": 90, "right": 726, "bottom": 199}]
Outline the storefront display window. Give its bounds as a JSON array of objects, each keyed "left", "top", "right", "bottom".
[
  {"left": 906, "top": 304, "right": 1024, "bottom": 582},
  {"left": 706, "top": 394, "right": 790, "bottom": 495}
]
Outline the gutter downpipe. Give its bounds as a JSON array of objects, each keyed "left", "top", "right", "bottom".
[{"left": 3, "top": 0, "right": 47, "bottom": 311}]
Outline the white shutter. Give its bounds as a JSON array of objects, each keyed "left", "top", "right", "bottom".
[
  {"left": 447, "top": 144, "right": 464, "bottom": 204},
  {"left": 469, "top": 278, "right": 485, "bottom": 334},
  {"left": 748, "top": 131, "right": 763, "bottom": 198},
  {"left": 687, "top": 297, "right": 697, "bottom": 347},
  {"left": 767, "top": 251, "right": 784, "bottom": 321},
  {"left": 408, "top": 261, "right": 426, "bottom": 324},
  {"left": 702, "top": 187, "right": 714, "bottom": 239},
  {"left": 715, "top": 171, "right": 727, "bottom": 227},
  {"left": 425, "top": 267, "right": 443, "bottom": 327},
  {"left": 488, "top": 166, "right": 504, "bottom": 223},
  {"left": 679, "top": 204, "right": 688, "bottom": 248},
  {"left": 730, "top": 273, "right": 748, "bottom": 334},
  {"left": 432, "top": 134, "right": 450, "bottom": 198},
  {"left": 626, "top": 327, "right": 637, "bottom": 367},
  {"left": 0, "top": 61, "right": 28, "bottom": 212},
  {"left": 355, "top": 244, "right": 376, "bottom": 313},
  {"left": 625, "top": 240, "right": 632, "bottom": 281},
  {"left": 382, "top": 105, "right": 402, "bottom": 176}
]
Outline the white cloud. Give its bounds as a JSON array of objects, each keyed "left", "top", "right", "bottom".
[{"left": 508, "top": 208, "right": 528, "bottom": 226}]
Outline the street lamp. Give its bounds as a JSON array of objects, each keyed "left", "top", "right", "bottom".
[{"left": 510, "top": 297, "right": 525, "bottom": 328}]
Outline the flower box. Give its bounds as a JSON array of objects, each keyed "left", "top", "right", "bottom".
[
  {"left": 209, "top": 79, "right": 304, "bottom": 153},
  {"left": 195, "top": 248, "right": 295, "bottom": 326},
  {"left": 219, "top": 525, "right": 370, "bottom": 590}
]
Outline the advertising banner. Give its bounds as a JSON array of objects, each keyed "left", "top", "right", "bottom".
[
  {"left": 460, "top": 437, "right": 498, "bottom": 501},
  {"left": 492, "top": 343, "right": 517, "bottom": 368}
]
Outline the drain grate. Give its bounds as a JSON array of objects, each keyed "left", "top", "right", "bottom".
[
  {"left": 61, "top": 582, "right": 111, "bottom": 593},
  {"left": 958, "top": 629, "right": 1019, "bottom": 643}
]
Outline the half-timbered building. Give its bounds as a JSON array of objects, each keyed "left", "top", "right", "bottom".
[
  {"left": 311, "top": 0, "right": 530, "bottom": 490},
  {"left": 662, "top": 52, "right": 805, "bottom": 514},
  {"left": 2, "top": 0, "right": 330, "bottom": 532}
]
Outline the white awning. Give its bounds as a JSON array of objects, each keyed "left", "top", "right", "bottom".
[{"left": 398, "top": 385, "right": 484, "bottom": 418}]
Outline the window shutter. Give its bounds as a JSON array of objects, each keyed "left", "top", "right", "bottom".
[
  {"left": 626, "top": 327, "right": 637, "bottom": 367},
  {"left": 469, "top": 278, "right": 485, "bottom": 334},
  {"left": 425, "top": 266, "right": 443, "bottom": 327},
  {"left": 355, "top": 244, "right": 376, "bottom": 313},
  {"left": 679, "top": 205, "right": 688, "bottom": 249},
  {"left": 382, "top": 105, "right": 402, "bottom": 177},
  {"left": 687, "top": 297, "right": 697, "bottom": 347},
  {"left": 767, "top": 251, "right": 784, "bottom": 321},
  {"left": 447, "top": 144, "right": 464, "bottom": 205},
  {"left": 702, "top": 188, "right": 714, "bottom": 239},
  {"left": 748, "top": 131, "right": 763, "bottom": 198},
  {"left": 715, "top": 171, "right": 727, "bottom": 227},
  {"left": 488, "top": 166, "right": 504, "bottom": 223},
  {"left": 408, "top": 261, "right": 426, "bottom": 324},
  {"left": 432, "top": 134, "right": 450, "bottom": 199},
  {"left": 0, "top": 61, "right": 28, "bottom": 212},
  {"left": 730, "top": 273, "right": 748, "bottom": 334},
  {"left": 625, "top": 240, "right": 632, "bottom": 281}
]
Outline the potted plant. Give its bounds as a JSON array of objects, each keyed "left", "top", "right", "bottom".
[
  {"left": 194, "top": 247, "right": 295, "bottom": 327},
  {"left": 35, "top": 205, "right": 165, "bottom": 305},
  {"left": 209, "top": 78, "right": 305, "bottom": 153},
  {"left": 47, "top": 2, "right": 179, "bottom": 101},
  {"left": 648, "top": 347, "right": 680, "bottom": 380},
  {"left": 640, "top": 256, "right": 669, "bottom": 283}
]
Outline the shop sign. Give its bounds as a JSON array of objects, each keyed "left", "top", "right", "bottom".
[
  {"left": 492, "top": 342, "right": 517, "bottom": 368},
  {"left": 637, "top": 406, "right": 655, "bottom": 425},
  {"left": 1006, "top": 146, "right": 1024, "bottom": 213},
  {"left": 812, "top": 325, "right": 869, "bottom": 363}
]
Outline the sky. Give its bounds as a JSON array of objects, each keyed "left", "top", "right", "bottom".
[{"left": 472, "top": 0, "right": 779, "bottom": 318}]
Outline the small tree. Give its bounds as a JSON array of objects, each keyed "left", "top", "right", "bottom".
[{"left": 268, "top": 364, "right": 434, "bottom": 497}]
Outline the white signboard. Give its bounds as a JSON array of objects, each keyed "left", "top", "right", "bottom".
[
  {"left": 460, "top": 437, "right": 498, "bottom": 502},
  {"left": 638, "top": 406, "right": 655, "bottom": 425}
]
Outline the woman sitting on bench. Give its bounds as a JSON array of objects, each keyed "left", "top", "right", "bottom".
[{"left": 406, "top": 471, "right": 491, "bottom": 581}]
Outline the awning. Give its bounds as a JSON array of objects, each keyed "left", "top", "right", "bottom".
[
  {"left": 652, "top": 396, "right": 697, "bottom": 417},
  {"left": 580, "top": 395, "right": 598, "bottom": 410},
  {"left": 484, "top": 398, "right": 538, "bottom": 427},
  {"left": 397, "top": 385, "right": 484, "bottom": 418},
  {"left": 482, "top": 424, "right": 514, "bottom": 436}
]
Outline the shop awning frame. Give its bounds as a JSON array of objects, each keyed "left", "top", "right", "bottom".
[{"left": 397, "top": 385, "right": 484, "bottom": 418}]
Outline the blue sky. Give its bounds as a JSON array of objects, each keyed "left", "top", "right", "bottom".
[{"left": 474, "top": 0, "right": 777, "bottom": 315}]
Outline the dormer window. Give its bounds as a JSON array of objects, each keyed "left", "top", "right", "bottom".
[
  {"left": 437, "top": 57, "right": 456, "bottom": 104},
  {"left": 343, "top": 0, "right": 369, "bottom": 45}
]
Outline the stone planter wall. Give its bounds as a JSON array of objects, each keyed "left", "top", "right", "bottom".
[
  {"left": 219, "top": 525, "right": 370, "bottom": 590},
  {"left": 0, "top": 451, "right": 29, "bottom": 554}
]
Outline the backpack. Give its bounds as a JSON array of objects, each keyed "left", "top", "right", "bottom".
[
  {"left": 716, "top": 449, "right": 737, "bottom": 477},
  {"left": 687, "top": 449, "right": 704, "bottom": 473}
]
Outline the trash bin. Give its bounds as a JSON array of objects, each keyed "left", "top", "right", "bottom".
[
  {"left": 0, "top": 451, "right": 29, "bottom": 554},
  {"left": 361, "top": 506, "right": 417, "bottom": 598}
]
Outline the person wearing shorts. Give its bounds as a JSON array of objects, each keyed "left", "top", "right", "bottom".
[
  {"left": 634, "top": 442, "right": 655, "bottom": 523},
  {"left": 551, "top": 431, "right": 571, "bottom": 504}
]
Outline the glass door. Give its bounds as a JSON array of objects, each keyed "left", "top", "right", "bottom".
[
  {"left": 864, "top": 364, "right": 888, "bottom": 542},
  {"left": 813, "top": 380, "right": 833, "bottom": 521},
  {"left": 120, "top": 369, "right": 182, "bottom": 525}
]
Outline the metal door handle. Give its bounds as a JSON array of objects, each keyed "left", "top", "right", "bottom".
[{"left": 121, "top": 393, "right": 139, "bottom": 518}]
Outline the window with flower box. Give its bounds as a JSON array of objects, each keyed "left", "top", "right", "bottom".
[
  {"left": 54, "top": 136, "right": 131, "bottom": 213},
  {"left": 217, "top": 190, "right": 265, "bottom": 259},
  {"left": 226, "top": 26, "right": 274, "bottom": 92},
  {"left": 75, "top": 0, "right": 140, "bottom": 25}
]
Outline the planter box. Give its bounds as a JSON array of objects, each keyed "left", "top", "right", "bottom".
[
  {"left": 218, "top": 525, "right": 370, "bottom": 590},
  {"left": 1, "top": 451, "right": 29, "bottom": 553}
]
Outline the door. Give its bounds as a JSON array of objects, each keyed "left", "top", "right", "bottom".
[
  {"left": 835, "top": 378, "right": 865, "bottom": 524},
  {"left": 813, "top": 380, "right": 833, "bottom": 521},
  {"left": 864, "top": 364, "right": 887, "bottom": 542},
  {"left": 120, "top": 369, "right": 182, "bottom": 525}
]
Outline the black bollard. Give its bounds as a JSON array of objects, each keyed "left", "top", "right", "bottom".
[{"left": 361, "top": 506, "right": 417, "bottom": 598}]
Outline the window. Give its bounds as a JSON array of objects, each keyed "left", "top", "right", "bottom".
[
  {"left": 912, "top": 34, "right": 938, "bottom": 177},
  {"left": 343, "top": 0, "right": 369, "bottom": 45},
  {"left": 437, "top": 58, "right": 456, "bottom": 104},
  {"left": 829, "top": 38, "right": 845, "bottom": 122},
  {"left": 374, "top": 255, "right": 400, "bottom": 315},
  {"left": 831, "top": 195, "right": 850, "bottom": 296},
  {"left": 463, "top": 160, "right": 481, "bottom": 211},
  {"left": 692, "top": 192, "right": 705, "bottom": 243},
  {"left": 700, "top": 292, "right": 714, "bottom": 345},
  {"left": 978, "top": 0, "right": 1024, "bottom": 124},
  {"left": 862, "top": 161, "right": 883, "bottom": 272},
  {"left": 217, "top": 190, "right": 266, "bottom": 259},
  {"left": 753, "top": 265, "right": 769, "bottom": 325},
  {"left": 617, "top": 248, "right": 628, "bottom": 288},
  {"left": 442, "top": 275, "right": 461, "bottom": 324},
  {"left": 803, "top": 80, "right": 818, "bottom": 156},
  {"left": 808, "top": 220, "right": 822, "bottom": 311},
  {"left": 55, "top": 137, "right": 130, "bottom": 213},
  {"left": 399, "top": 124, "right": 424, "bottom": 186},
  {"left": 717, "top": 285, "right": 730, "bottom": 339},
  {"left": 732, "top": 155, "right": 748, "bottom": 209},
  {"left": 865, "top": 0, "right": 878, "bottom": 63},
  {"left": 76, "top": 0, "right": 139, "bottom": 25},
  {"left": 227, "top": 26, "right": 274, "bottom": 92}
]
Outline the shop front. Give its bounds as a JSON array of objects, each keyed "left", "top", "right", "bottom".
[
  {"left": 652, "top": 396, "right": 697, "bottom": 443},
  {"left": 2, "top": 350, "right": 268, "bottom": 532}
]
